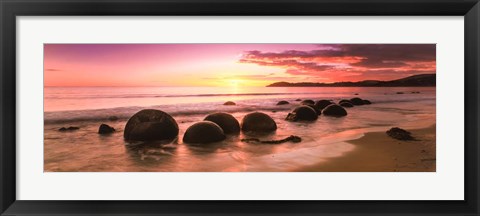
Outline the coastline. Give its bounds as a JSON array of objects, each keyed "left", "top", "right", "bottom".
[{"left": 296, "top": 124, "right": 436, "bottom": 172}]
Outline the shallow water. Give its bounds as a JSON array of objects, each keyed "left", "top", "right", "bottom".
[{"left": 44, "top": 86, "right": 436, "bottom": 172}]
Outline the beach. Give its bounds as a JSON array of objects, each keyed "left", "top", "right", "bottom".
[
  {"left": 297, "top": 124, "right": 436, "bottom": 172},
  {"left": 44, "top": 86, "right": 436, "bottom": 172}
]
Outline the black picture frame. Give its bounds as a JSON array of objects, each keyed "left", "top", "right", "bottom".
[{"left": 1, "top": 0, "right": 479, "bottom": 215}]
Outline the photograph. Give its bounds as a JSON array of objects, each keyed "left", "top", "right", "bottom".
[{"left": 44, "top": 44, "right": 436, "bottom": 172}]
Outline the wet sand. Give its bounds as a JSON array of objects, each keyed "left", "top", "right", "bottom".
[{"left": 297, "top": 124, "right": 436, "bottom": 172}]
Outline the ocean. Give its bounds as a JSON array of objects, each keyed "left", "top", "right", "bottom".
[{"left": 44, "top": 86, "right": 436, "bottom": 172}]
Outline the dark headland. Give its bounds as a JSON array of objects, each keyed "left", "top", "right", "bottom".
[{"left": 267, "top": 74, "right": 435, "bottom": 87}]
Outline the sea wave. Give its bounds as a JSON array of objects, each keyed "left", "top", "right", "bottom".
[
  {"left": 44, "top": 92, "right": 313, "bottom": 99},
  {"left": 43, "top": 96, "right": 434, "bottom": 125}
]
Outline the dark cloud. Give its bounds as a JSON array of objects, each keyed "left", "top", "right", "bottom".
[{"left": 239, "top": 44, "right": 436, "bottom": 81}]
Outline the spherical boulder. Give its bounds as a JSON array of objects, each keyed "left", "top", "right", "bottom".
[
  {"left": 307, "top": 104, "right": 322, "bottom": 115},
  {"left": 339, "top": 99, "right": 352, "bottom": 104},
  {"left": 241, "top": 112, "right": 277, "bottom": 133},
  {"left": 204, "top": 112, "right": 240, "bottom": 134},
  {"left": 276, "top": 100, "right": 290, "bottom": 105},
  {"left": 323, "top": 104, "right": 348, "bottom": 117},
  {"left": 301, "top": 100, "right": 315, "bottom": 106},
  {"left": 339, "top": 102, "right": 354, "bottom": 108},
  {"left": 285, "top": 105, "right": 318, "bottom": 121},
  {"left": 124, "top": 109, "right": 179, "bottom": 142},
  {"left": 223, "top": 101, "right": 236, "bottom": 106},
  {"left": 98, "top": 124, "right": 115, "bottom": 134},
  {"left": 183, "top": 121, "right": 226, "bottom": 144},
  {"left": 363, "top": 100, "right": 372, "bottom": 105},
  {"left": 350, "top": 97, "right": 365, "bottom": 105},
  {"left": 314, "top": 100, "right": 333, "bottom": 111}
]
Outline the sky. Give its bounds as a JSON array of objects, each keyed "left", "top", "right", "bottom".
[{"left": 44, "top": 44, "right": 436, "bottom": 87}]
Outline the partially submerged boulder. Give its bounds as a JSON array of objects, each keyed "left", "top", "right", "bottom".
[
  {"left": 223, "top": 101, "right": 236, "bottom": 106},
  {"left": 285, "top": 105, "right": 318, "bottom": 121},
  {"left": 204, "top": 112, "right": 240, "bottom": 134},
  {"left": 58, "top": 126, "right": 79, "bottom": 132},
  {"left": 350, "top": 97, "right": 365, "bottom": 105},
  {"left": 322, "top": 104, "right": 348, "bottom": 117},
  {"left": 339, "top": 102, "right": 354, "bottom": 108},
  {"left": 241, "top": 112, "right": 277, "bottom": 133},
  {"left": 301, "top": 100, "right": 315, "bottom": 106},
  {"left": 124, "top": 109, "right": 179, "bottom": 142},
  {"left": 295, "top": 99, "right": 302, "bottom": 101},
  {"left": 386, "top": 127, "right": 414, "bottom": 140},
  {"left": 362, "top": 100, "right": 372, "bottom": 105},
  {"left": 98, "top": 124, "right": 115, "bottom": 134},
  {"left": 339, "top": 99, "right": 352, "bottom": 104},
  {"left": 183, "top": 121, "right": 226, "bottom": 144},
  {"left": 276, "top": 100, "right": 290, "bottom": 105},
  {"left": 314, "top": 100, "right": 333, "bottom": 110}
]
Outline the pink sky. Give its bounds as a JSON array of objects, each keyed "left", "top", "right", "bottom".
[{"left": 44, "top": 44, "right": 436, "bottom": 87}]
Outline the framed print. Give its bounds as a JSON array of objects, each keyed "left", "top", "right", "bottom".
[{"left": 1, "top": 0, "right": 479, "bottom": 215}]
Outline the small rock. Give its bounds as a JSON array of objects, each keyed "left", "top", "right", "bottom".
[
  {"left": 58, "top": 126, "right": 79, "bottom": 132},
  {"left": 295, "top": 99, "right": 302, "bottom": 101},
  {"left": 386, "top": 127, "right": 414, "bottom": 140},
  {"left": 223, "top": 101, "right": 236, "bottom": 106},
  {"left": 354, "top": 93, "right": 359, "bottom": 95},
  {"left": 98, "top": 124, "right": 115, "bottom": 134},
  {"left": 276, "top": 100, "right": 290, "bottom": 105},
  {"left": 396, "top": 92, "right": 404, "bottom": 94}
]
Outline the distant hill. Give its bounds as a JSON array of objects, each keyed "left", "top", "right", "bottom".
[{"left": 267, "top": 74, "right": 436, "bottom": 87}]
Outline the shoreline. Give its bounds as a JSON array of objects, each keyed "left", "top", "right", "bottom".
[{"left": 296, "top": 124, "right": 436, "bottom": 172}]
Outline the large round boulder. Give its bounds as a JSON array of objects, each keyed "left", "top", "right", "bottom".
[
  {"left": 183, "top": 121, "right": 226, "bottom": 144},
  {"left": 276, "top": 100, "right": 290, "bottom": 105},
  {"left": 204, "top": 112, "right": 240, "bottom": 134},
  {"left": 124, "top": 109, "right": 179, "bottom": 142},
  {"left": 323, "top": 104, "right": 348, "bottom": 117},
  {"left": 285, "top": 105, "right": 318, "bottom": 121},
  {"left": 241, "top": 112, "right": 277, "bottom": 133},
  {"left": 301, "top": 100, "right": 315, "bottom": 106},
  {"left": 339, "top": 102, "right": 354, "bottom": 108},
  {"left": 307, "top": 104, "right": 322, "bottom": 115},
  {"left": 314, "top": 100, "right": 333, "bottom": 111},
  {"left": 350, "top": 97, "right": 365, "bottom": 105}
]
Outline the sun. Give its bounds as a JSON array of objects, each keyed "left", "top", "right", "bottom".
[{"left": 228, "top": 79, "right": 241, "bottom": 87}]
